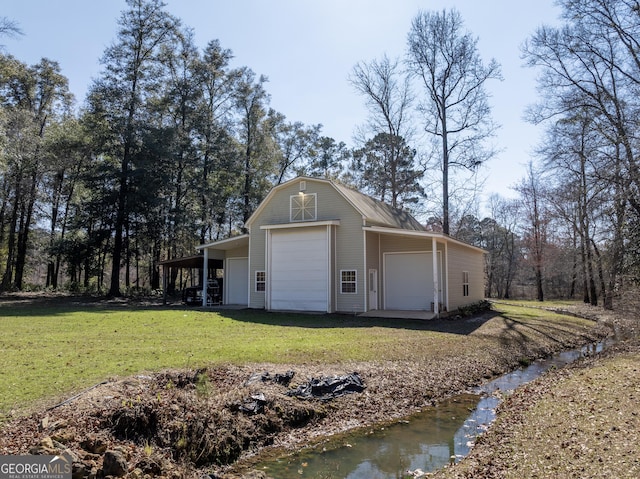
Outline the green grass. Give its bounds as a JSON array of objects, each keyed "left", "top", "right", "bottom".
[
  {"left": 0, "top": 305, "right": 444, "bottom": 412},
  {"left": 0, "top": 300, "right": 601, "bottom": 415},
  {"left": 490, "top": 298, "right": 586, "bottom": 308}
]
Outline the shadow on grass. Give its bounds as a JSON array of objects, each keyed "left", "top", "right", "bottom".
[
  {"left": 494, "top": 314, "right": 594, "bottom": 352},
  {"left": 0, "top": 293, "right": 498, "bottom": 336},
  {"left": 204, "top": 308, "right": 500, "bottom": 335}
]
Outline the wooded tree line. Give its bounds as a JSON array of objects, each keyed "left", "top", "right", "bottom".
[
  {"left": 0, "top": 0, "right": 347, "bottom": 296},
  {"left": 1, "top": 0, "right": 639, "bottom": 309}
]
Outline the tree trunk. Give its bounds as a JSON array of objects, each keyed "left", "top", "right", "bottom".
[
  {"left": 441, "top": 102, "right": 450, "bottom": 235},
  {"left": 109, "top": 181, "right": 126, "bottom": 296},
  {"left": 1, "top": 168, "right": 23, "bottom": 291},
  {"left": 1, "top": 193, "right": 19, "bottom": 291},
  {"left": 109, "top": 131, "right": 132, "bottom": 297}
]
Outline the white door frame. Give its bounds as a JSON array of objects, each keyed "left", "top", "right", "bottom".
[
  {"left": 383, "top": 251, "right": 443, "bottom": 310},
  {"left": 225, "top": 257, "right": 249, "bottom": 305},
  {"left": 368, "top": 268, "right": 378, "bottom": 310},
  {"left": 268, "top": 227, "right": 330, "bottom": 312}
]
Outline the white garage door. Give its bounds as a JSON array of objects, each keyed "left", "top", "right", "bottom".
[
  {"left": 226, "top": 257, "right": 248, "bottom": 305},
  {"left": 384, "top": 252, "right": 433, "bottom": 310},
  {"left": 270, "top": 229, "right": 328, "bottom": 311}
]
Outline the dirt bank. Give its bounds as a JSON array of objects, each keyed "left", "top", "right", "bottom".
[
  {"left": 0, "top": 303, "right": 613, "bottom": 478},
  {"left": 432, "top": 339, "right": 640, "bottom": 479}
]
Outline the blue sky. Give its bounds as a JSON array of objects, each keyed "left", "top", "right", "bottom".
[{"left": 3, "top": 1, "right": 561, "bottom": 203}]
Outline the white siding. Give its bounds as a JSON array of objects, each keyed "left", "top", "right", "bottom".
[
  {"left": 447, "top": 243, "right": 485, "bottom": 310},
  {"left": 247, "top": 179, "right": 366, "bottom": 313}
]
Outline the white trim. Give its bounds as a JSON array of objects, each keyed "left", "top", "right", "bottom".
[
  {"left": 196, "top": 234, "right": 249, "bottom": 251},
  {"left": 362, "top": 225, "right": 487, "bottom": 254},
  {"left": 225, "top": 256, "right": 249, "bottom": 305},
  {"left": 444, "top": 241, "right": 450, "bottom": 312},
  {"left": 265, "top": 229, "right": 272, "bottom": 309},
  {"left": 334, "top": 225, "right": 339, "bottom": 311},
  {"left": 255, "top": 270, "right": 266, "bottom": 293},
  {"left": 290, "top": 192, "right": 317, "bottom": 222},
  {"left": 327, "top": 225, "right": 333, "bottom": 312},
  {"left": 340, "top": 269, "right": 357, "bottom": 294},
  {"left": 432, "top": 237, "right": 439, "bottom": 315},
  {"left": 261, "top": 220, "right": 340, "bottom": 230},
  {"left": 378, "top": 233, "right": 382, "bottom": 308},
  {"left": 383, "top": 251, "right": 443, "bottom": 311},
  {"left": 202, "top": 247, "right": 209, "bottom": 306},
  {"left": 363, "top": 228, "right": 367, "bottom": 311}
]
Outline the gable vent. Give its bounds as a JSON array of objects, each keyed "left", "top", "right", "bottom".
[{"left": 299, "top": 180, "right": 306, "bottom": 192}]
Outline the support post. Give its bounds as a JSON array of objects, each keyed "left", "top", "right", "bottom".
[
  {"left": 162, "top": 265, "right": 167, "bottom": 305},
  {"left": 202, "top": 248, "right": 209, "bottom": 307},
  {"left": 432, "top": 237, "right": 439, "bottom": 315}
]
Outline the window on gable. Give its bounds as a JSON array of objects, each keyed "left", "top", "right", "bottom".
[
  {"left": 341, "top": 270, "right": 357, "bottom": 294},
  {"left": 290, "top": 193, "right": 317, "bottom": 222},
  {"left": 463, "top": 271, "right": 469, "bottom": 297},
  {"left": 256, "top": 271, "right": 266, "bottom": 292}
]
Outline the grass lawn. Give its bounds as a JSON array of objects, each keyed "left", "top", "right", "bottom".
[
  {"left": 434, "top": 343, "right": 640, "bottom": 479},
  {"left": 0, "top": 299, "right": 603, "bottom": 416}
]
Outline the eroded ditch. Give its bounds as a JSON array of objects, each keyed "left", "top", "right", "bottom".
[{"left": 250, "top": 340, "right": 614, "bottom": 479}]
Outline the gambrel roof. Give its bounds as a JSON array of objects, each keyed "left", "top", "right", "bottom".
[{"left": 245, "top": 176, "right": 425, "bottom": 231}]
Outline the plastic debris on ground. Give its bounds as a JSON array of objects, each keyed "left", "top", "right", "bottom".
[{"left": 287, "top": 372, "right": 365, "bottom": 400}]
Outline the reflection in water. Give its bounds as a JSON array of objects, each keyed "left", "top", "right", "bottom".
[
  {"left": 257, "top": 340, "right": 612, "bottom": 479},
  {"left": 259, "top": 395, "right": 480, "bottom": 478}
]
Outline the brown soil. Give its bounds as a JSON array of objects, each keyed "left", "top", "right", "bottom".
[{"left": 0, "top": 299, "right": 617, "bottom": 479}]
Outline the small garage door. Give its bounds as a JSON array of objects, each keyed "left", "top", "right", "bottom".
[
  {"left": 226, "top": 257, "right": 248, "bottom": 305},
  {"left": 384, "top": 252, "right": 434, "bottom": 310},
  {"left": 270, "top": 229, "right": 328, "bottom": 311}
]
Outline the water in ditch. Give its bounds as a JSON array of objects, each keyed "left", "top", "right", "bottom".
[{"left": 255, "top": 340, "right": 611, "bottom": 478}]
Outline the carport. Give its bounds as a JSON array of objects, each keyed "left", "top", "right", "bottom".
[
  {"left": 158, "top": 254, "right": 222, "bottom": 305},
  {"left": 196, "top": 235, "right": 250, "bottom": 307}
]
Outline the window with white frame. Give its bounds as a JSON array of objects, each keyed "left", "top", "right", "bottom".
[
  {"left": 255, "top": 271, "right": 266, "bottom": 292},
  {"left": 290, "top": 193, "right": 317, "bottom": 222},
  {"left": 463, "top": 271, "right": 469, "bottom": 297},
  {"left": 341, "top": 270, "right": 357, "bottom": 294}
]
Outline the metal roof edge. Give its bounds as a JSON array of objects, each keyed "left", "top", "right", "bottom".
[
  {"left": 362, "top": 226, "right": 488, "bottom": 254},
  {"left": 196, "top": 234, "right": 250, "bottom": 250}
]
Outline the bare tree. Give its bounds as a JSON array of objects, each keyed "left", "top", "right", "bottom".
[
  {"left": 485, "top": 195, "right": 521, "bottom": 299},
  {"left": 0, "top": 17, "right": 22, "bottom": 49},
  {"left": 349, "top": 55, "right": 423, "bottom": 209},
  {"left": 515, "top": 162, "right": 549, "bottom": 302},
  {"left": 406, "top": 8, "right": 501, "bottom": 235},
  {"left": 522, "top": 0, "right": 638, "bottom": 308},
  {"left": 536, "top": 110, "right": 609, "bottom": 305}
]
